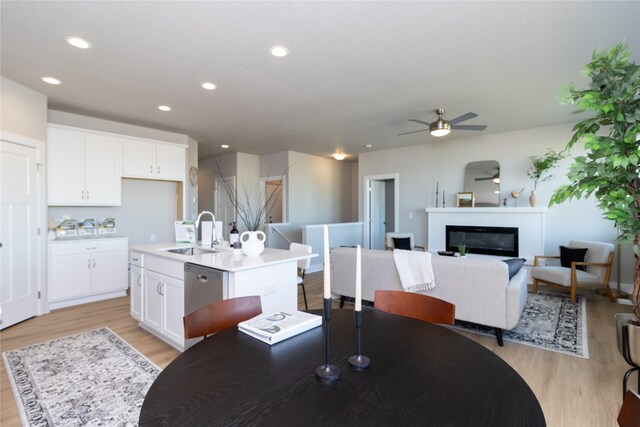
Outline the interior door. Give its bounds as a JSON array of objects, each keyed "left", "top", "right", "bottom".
[
  {"left": 0, "top": 141, "right": 40, "bottom": 329},
  {"left": 369, "top": 180, "right": 386, "bottom": 250},
  {"left": 215, "top": 177, "right": 235, "bottom": 238},
  {"left": 265, "top": 180, "right": 283, "bottom": 223}
]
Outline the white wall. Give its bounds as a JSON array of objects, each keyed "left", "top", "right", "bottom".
[
  {"left": 1, "top": 76, "right": 47, "bottom": 141},
  {"left": 358, "top": 122, "right": 634, "bottom": 287}
]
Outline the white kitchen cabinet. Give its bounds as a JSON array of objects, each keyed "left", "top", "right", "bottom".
[
  {"left": 122, "top": 138, "right": 185, "bottom": 181},
  {"left": 129, "top": 251, "right": 144, "bottom": 321},
  {"left": 48, "top": 238, "right": 129, "bottom": 310},
  {"left": 130, "top": 265, "right": 143, "bottom": 321},
  {"left": 48, "top": 125, "right": 122, "bottom": 206},
  {"left": 139, "top": 254, "right": 185, "bottom": 349}
]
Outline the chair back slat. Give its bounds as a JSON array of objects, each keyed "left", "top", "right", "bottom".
[
  {"left": 618, "top": 390, "right": 640, "bottom": 427},
  {"left": 183, "top": 296, "right": 262, "bottom": 339},
  {"left": 374, "top": 290, "right": 455, "bottom": 325}
]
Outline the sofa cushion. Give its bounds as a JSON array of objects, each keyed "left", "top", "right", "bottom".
[
  {"left": 560, "top": 246, "right": 588, "bottom": 271},
  {"left": 530, "top": 266, "right": 600, "bottom": 286},
  {"left": 392, "top": 237, "right": 412, "bottom": 250},
  {"left": 502, "top": 258, "right": 526, "bottom": 279}
]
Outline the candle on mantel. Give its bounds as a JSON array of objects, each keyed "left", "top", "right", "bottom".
[
  {"left": 323, "top": 225, "right": 331, "bottom": 299},
  {"left": 355, "top": 244, "right": 362, "bottom": 311}
]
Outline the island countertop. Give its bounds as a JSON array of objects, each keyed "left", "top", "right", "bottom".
[{"left": 130, "top": 242, "right": 317, "bottom": 272}]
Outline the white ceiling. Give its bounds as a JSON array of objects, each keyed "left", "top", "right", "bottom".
[{"left": 1, "top": 1, "right": 638, "bottom": 160}]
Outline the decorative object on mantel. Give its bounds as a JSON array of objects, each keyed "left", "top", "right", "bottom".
[
  {"left": 550, "top": 43, "right": 640, "bottom": 377},
  {"left": 510, "top": 187, "right": 524, "bottom": 207},
  {"left": 456, "top": 192, "right": 474, "bottom": 208},
  {"left": 442, "top": 190, "right": 446, "bottom": 208},
  {"left": 435, "top": 181, "right": 439, "bottom": 208},
  {"left": 527, "top": 148, "right": 565, "bottom": 207},
  {"left": 316, "top": 225, "right": 340, "bottom": 382},
  {"left": 457, "top": 242, "right": 469, "bottom": 257},
  {"left": 2, "top": 327, "right": 160, "bottom": 426},
  {"left": 349, "top": 245, "right": 370, "bottom": 369},
  {"left": 240, "top": 230, "right": 266, "bottom": 256}
]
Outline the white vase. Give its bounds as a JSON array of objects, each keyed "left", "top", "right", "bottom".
[
  {"left": 240, "top": 231, "right": 266, "bottom": 257},
  {"left": 529, "top": 190, "right": 538, "bottom": 207}
]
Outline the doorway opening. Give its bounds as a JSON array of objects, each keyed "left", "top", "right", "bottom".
[
  {"left": 214, "top": 176, "right": 235, "bottom": 238},
  {"left": 364, "top": 174, "right": 399, "bottom": 250},
  {"left": 261, "top": 177, "right": 287, "bottom": 224}
]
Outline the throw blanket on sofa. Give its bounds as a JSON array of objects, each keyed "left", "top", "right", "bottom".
[{"left": 392, "top": 249, "right": 435, "bottom": 292}]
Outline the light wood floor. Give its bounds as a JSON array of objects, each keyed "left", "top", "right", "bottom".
[{"left": 1, "top": 272, "right": 636, "bottom": 426}]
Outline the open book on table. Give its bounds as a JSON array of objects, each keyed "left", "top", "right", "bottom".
[{"left": 238, "top": 310, "right": 322, "bottom": 345}]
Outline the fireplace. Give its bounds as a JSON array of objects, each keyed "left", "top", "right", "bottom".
[{"left": 446, "top": 225, "right": 519, "bottom": 257}]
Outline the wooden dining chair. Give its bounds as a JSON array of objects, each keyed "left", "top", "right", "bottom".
[
  {"left": 617, "top": 390, "right": 640, "bottom": 427},
  {"left": 183, "top": 295, "right": 262, "bottom": 339},
  {"left": 374, "top": 290, "right": 455, "bottom": 325}
]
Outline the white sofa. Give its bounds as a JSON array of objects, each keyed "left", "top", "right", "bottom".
[{"left": 330, "top": 247, "right": 528, "bottom": 345}]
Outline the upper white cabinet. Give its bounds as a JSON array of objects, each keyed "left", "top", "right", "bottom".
[
  {"left": 122, "top": 138, "right": 185, "bottom": 181},
  {"left": 48, "top": 125, "right": 122, "bottom": 206}
]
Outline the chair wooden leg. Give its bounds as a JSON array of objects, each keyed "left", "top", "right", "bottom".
[
  {"left": 603, "top": 283, "right": 616, "bottom": 302},
  {"left": 494, "top": 328, "right": 504, "bottom": 347},
  {"left": 533, "top": 279, "right": 539, "bottom": 293},
  {"left": 570, "top": 285, "right": 576, "bottom": 304}
]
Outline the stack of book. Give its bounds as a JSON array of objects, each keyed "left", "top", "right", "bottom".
[{"left": 238, "top": 310, "right": 322, "bottom": 345}]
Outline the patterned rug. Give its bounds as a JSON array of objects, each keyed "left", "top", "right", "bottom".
[
  {"left": 452, "top": 291, "right": 588, "bottom": 359},
  {"left": 2, "top": 327, "right": 160, "bottom": 426}
]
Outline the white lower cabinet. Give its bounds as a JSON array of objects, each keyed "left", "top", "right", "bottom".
[
  {"left": 48, "top": 238, "right": 128, "bottom": 309},
  {"left": 139, "top": 255, "right": 185, "bottom": 349},
  {"left": 130, "top": 265, "right": 143, "bottom": 321}
]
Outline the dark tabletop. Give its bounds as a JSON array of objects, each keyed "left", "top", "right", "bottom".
[{"left": 140, "top": 309, "right": 545, "bottom": 426}]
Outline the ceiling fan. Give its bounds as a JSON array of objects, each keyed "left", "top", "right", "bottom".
[
  {"left": 475, "top": 170, "right": 500, "bottom": 182},
  {"left": 398, "top": 108, "right": 487, "bottom": 137}
]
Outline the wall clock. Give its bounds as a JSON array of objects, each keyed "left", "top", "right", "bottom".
[{"left": 189, "top": 166, "right": 199, "bottom": 187}]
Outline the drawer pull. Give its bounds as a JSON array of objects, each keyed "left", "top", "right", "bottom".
[{"left": 132, "top": 257, "right": 139, "bottom": 261}]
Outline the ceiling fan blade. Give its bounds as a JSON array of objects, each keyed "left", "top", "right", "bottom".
[
  {"left": 448, "top": 112, "right": 478, "bottom": 125},
  {"left": 397, "top": 129, "right": 429, "bottom": 136},
  {"left": 408, "top": 119, "right": 431, "bottom": 126},
  {"left": 452, "top": 124, "right": 487, "bottom": 131},
  {"left": 474, "top": 177, "right": 493, "bottom": 181}
]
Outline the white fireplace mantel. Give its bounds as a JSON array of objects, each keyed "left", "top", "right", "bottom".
[{"left": 424, "top": 207, "right": 547, "bottom": 261}]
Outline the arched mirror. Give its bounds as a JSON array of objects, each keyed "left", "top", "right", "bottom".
[{"left": 464, "top": 160, "right": 500, "bottom": 207}]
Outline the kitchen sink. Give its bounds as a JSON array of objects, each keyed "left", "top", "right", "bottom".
[{"left": 163, "top": 247, "right": 217, "bottom": 256}]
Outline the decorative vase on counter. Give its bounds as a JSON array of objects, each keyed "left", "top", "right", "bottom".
[
  {"left": 240, "top": 231, "right": 266, "bottom": 257},
  {"left": 529, "top": 190, "right": 538, "bottom": 207}
]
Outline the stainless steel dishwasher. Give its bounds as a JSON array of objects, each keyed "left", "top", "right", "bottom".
[{"left": 184, "top": 262, "right": 224, "bottom": 315}]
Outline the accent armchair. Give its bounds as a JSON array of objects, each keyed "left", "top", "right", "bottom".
[
  {"left": 531, "top": 240, "right": 615, "bottom": 304},
  {"left": 384, "top": 232, "right": 425, "bottom": 251}
]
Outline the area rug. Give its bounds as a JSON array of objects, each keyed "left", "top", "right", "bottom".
[
  {"left": 2, "top": 327, "right": 160, "bottom": 426},
  {"left": 452, "top": 291, "right": 588, "bottom": 359}
]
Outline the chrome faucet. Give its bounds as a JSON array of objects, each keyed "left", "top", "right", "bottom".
[{"left": 195, "top": 211, "right": 216, "bottom": 248}]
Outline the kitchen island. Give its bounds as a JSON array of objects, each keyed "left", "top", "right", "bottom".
[{"left": 129, "top": 243, "right": 316, "bottom": 351}]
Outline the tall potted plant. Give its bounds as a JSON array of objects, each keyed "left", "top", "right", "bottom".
[
  {"left": 549, "top": 42, "right": 639, "bottom": 366},
  {"left": 527, "top": 148, "right": 565, "bottom": 207}
]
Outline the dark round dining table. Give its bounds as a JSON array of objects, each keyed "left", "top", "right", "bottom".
[{"left": 140, "top": 309, "right": 545, "bottom": 426}]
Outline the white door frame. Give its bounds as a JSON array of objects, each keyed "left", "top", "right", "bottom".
[
  {"left": 0, "top": 130, "right": 48, "bottom": 318},
  {"left": 363, "top": 173, "right": 399, "bottom": 249},
  {"left": 260, "top": 175, "right": 288, "bottom": 224}
]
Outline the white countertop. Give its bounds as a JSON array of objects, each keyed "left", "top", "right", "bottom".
[{"left": 130, "top": 242, "right": 317, "bottom": 272}]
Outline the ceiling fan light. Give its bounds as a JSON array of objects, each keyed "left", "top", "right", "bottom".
[
  {"left": 429, "top": 118, "right": 451, "bottom": 137},
  {"left": 493, "top": 177, "right": 500, "bottom": 184}
]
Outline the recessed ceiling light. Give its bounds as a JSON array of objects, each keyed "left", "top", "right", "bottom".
[
  {"left": 42, "top": 77, "right": 61, "bottom": 85},
  {"left": 202, "top": 82, "right": 216, "bottom": 90},
  {"left": 65, "top": 36, "right": 92, "bottom": 49},
  {"left": 333, "top": 153, "right": 347, "bottom": 161},
  {"left": 270, "top": 45, "right": 289, "bottom": 57},
  {"left": 221, "top": 144, "right": 229, "bottom": 149},
  {"left": 364, "top": 144, "right": 372, "bottom": 148},
  {"left": 158, "top": 105, "right": 171, "bottom": 112}
]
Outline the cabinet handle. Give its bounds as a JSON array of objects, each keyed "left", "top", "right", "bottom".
[
  {"left": 87, "top": 259, "right": 91, "bottom": 268},
  {"left": 157, "top": 165, "right": 161, "bottom": 175},
  {"left": 156, "top": 282, "right": 160, "bottom": 294},
  {"left": 81, "top": 190, "right": 85, "bottom": 200},
  {"left": 86, "top": 190, "right": 90, "bottom": 200},
  {"left": 150, "top": 165, "right": 153, "bottom": 174},
  {"left": 137, "top": 276, "right": 142, "bottom": 287},
  {"left": 132, "top": 257, "right": 139, "bottom": 261},
  {"left": 93, "top": 259, "right": 96, "bottom": 268}
]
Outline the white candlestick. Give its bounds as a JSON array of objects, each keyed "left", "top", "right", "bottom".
[
  {"left": 355, "top": 244, "right": 362, "bottom": 311},
  {"left": 323, "top": 225, "right": 331, "bottom": 299}
]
